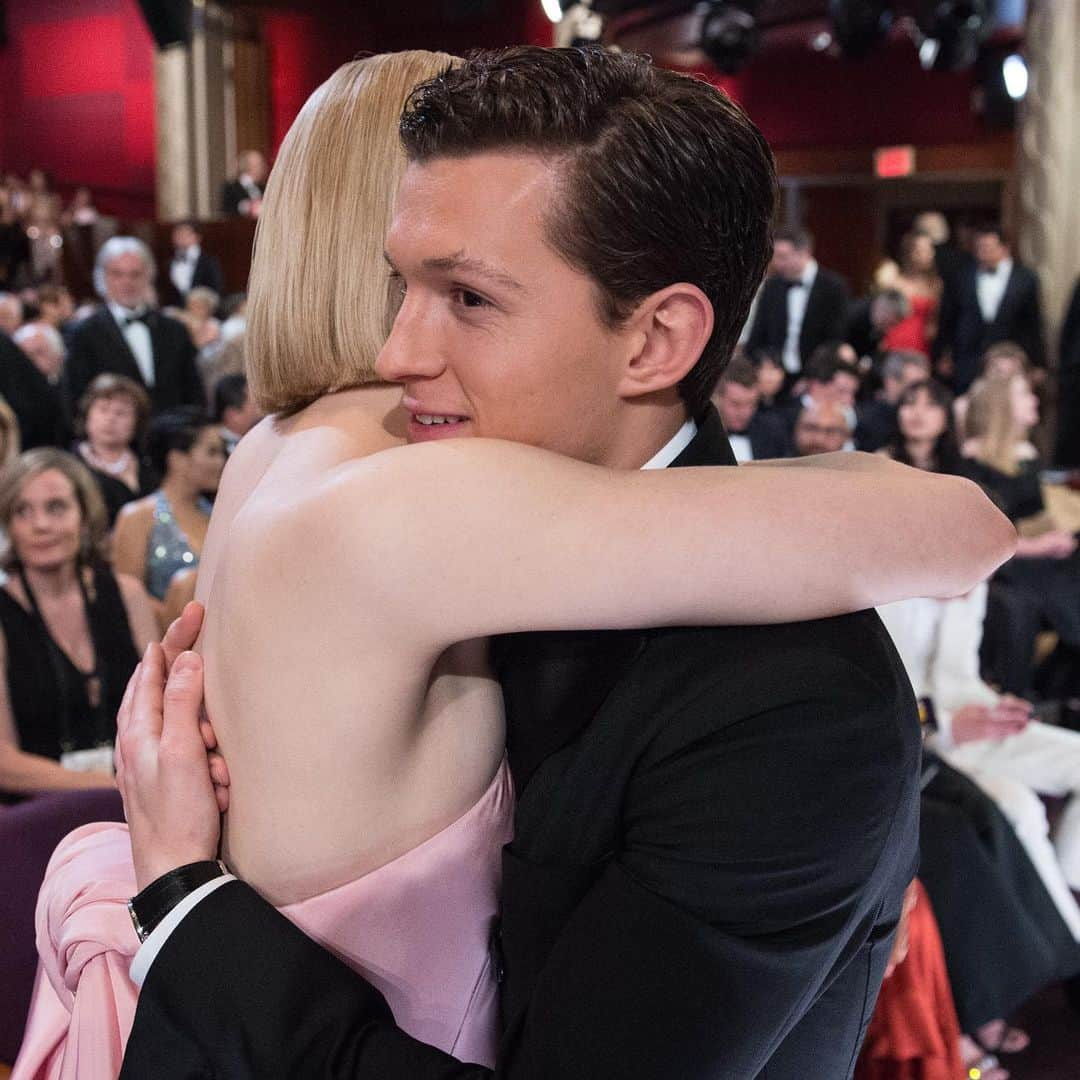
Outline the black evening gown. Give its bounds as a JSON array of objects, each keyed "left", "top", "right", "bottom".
[{"left": 920, "top": 757, "right": 1080, "bottom": 1031}]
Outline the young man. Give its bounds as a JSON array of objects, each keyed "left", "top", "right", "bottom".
[{"left": 119, "top": 48, "right": 923, "bottom": 1078}]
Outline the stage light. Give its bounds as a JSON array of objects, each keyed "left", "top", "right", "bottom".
[
  {"left": 829, "top": 0, "right": 893, "bottom": 60},
  {"left": 700, "top": 2, "right": 759, "bottom": 75},
  {"left": 541, "top": 0, "right": 563, "bottom": 23},
  {"left": 915, "top": 0, "right": 994, "bottom": 72},
  {"left": 1002, "top": 53, "right": 1028, "bottom": 100}
]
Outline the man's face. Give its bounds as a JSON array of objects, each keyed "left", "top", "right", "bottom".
[
  {"left": 715, "top": 381, "right": 759, "bottom": 434},
  {"left": 0, "top": 297, "right": 21, "bottom": 335},
  {"left": 19, "top": 329, "right": 61, "bottom": 379},
  {"left": 794, "top": 402, "right": 850, "bottom": 456},
  {"left": 173, "top": 225, "right": 198, "bottom": 251},
  {"left": 104, "top": 252, "right": 151, "bottom": 308},
  {"left": 772, "top": 240, "right": 810, "bottom": 282},
  {"left": 975, "top": 233, "right": 1008, "bottom": 271},
  {"left": 244, "top": 152, "right": 268, "bottom": 184},
  {"left": 870, "top": 298, "right": 902, "bottom": 333},
  {"left": 376, "top": 154, "right": 634, "bottom": 464}
]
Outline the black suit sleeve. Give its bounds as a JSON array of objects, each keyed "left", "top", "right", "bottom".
[
  {"left": 126, "top": 650, "right": 915, "bottom": 1079},
  {"left": 173, "top": 324, "right": 206, "bottom": 407},
  {"left": 744, "top": 279, "right": 778, "bottom": 356},
  {"left": 1019, "top": 270, "right": 1046, "bottom": 369},
  {"left": 63, "top": 322, "right": 97, "bottom": 415},
  {"left": 820, "top": 272, "right": 851, "bottom": 342}
]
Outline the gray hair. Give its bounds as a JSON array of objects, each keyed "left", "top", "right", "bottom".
[
  {"left": 93, "top": 236, "right": 156, "bottom": 299},
  {"left": 872, "top": 288, "right": 910, "bottom": 322},
  {"left": 881, "top": 350, "right": 929, "bottom": 383},
  {"left": 14, "top": 320, "right": 66, "bottom": 361}
]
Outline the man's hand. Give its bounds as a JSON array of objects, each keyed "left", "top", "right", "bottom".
[
  {"left": 951, "top": 696, "right": 1032, "bottom": 745},
  {"left": 115, "top": 603, "right": 231, "bottom": 892}
]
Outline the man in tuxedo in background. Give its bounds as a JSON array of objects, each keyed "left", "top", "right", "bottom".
[
  {"left": 936, "top": 224, "right": 1045, "bottom": 393},
  {"left": 0, "top": 325, "right": 68, "bottom": 448},
  {"left": 221, "top": 149, "right": 267, "bottom": 218},
  {"left": 164, "top": 221, "right": 223, "bottom": 307},
  {"left": 745, "top": 225, "right": 850, "bottom": 377},
  {"left": 712, "top": 352, "right": 790, "bottom": 461},
  {"left": 118, "top": 48, "right": 923, "bottom": 1080},
  {"left": 64, "top": 237, "right": 204, "bottom": 416}
]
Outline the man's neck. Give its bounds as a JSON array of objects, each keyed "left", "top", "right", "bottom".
[{"left": 600, "top": 405, "right": 693, "bottom": 470}]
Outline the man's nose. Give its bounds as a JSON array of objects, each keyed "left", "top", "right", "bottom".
[{"left": 375, "top": 301, "right": 446, "bottom": 384}]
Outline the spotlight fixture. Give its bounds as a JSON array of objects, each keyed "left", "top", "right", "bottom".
[
  {"left": 699, "top": 1, "right": 759, "bottom": 75},
  {"left": 915, "top": 0, "right": 994, "bottom": 72},
  {"left": 828, "top": 0, "right": 893, "bottom": 60},
  {"left": 541, "top": 0, "right": 563, "bottom": 23},
  {"left": 1002, "top": 53, "right": 1028, "bottom": 101}
]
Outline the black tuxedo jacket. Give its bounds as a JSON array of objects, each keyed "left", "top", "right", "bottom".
[
  {"left": 162, "top": 251, "right": 224, "bottom": 307},
  {"left": 0, "top": 333, "right": 70, "bottom": 448},
  {"left": 937, "top": 262, "right": 1045, "bottom": 392},
  {"left": 743, "top": 408, "right": 791, "bottom": 459},
  {"left": 222, "top": 179, "right": 263, "bottom": 217},
  {"left": 122, "top": 409, "right": 920, "bottom": 1079},
  {"left": 64, "top": 307, "right": 203, "bottom": 415},
  {"left": 746, "top": 268, "right": 850, "bottom": 371}
]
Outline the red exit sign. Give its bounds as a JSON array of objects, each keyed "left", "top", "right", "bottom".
[{"left": 874, "top": 145, "right": 916, "bottom": 178}]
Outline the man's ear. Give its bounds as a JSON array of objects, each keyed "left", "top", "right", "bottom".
[{"left": 615, "top": 283, "right": 714, "bottom": 400}]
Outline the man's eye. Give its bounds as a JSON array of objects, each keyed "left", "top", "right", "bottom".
[{"left": 454, "top": 288, "right": 490, "bottom": 309}]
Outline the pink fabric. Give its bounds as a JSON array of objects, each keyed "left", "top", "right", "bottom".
[{"left": 13, "top": 760, "right": 514, "bottom": 1077}]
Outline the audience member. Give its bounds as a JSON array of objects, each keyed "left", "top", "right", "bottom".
[
  {"left": 0, "top": 321, "right": 68, "bottom": 450},
  {"left": 1055, "top": 276, "right": 1080, "bottom": 468},
  {"left": 745, "top": 226, "right": 849, "bottom": 376},
  {"left": 710, "top": 354, "right": 788, "bottom": 463},
  {"left": 0, "top": 449, "right": 156, "bottom": 795},
  {"left": 881, "top": 231, "right": 942, "bottom": 358},
  {"left": 936, "top": 224, "right": 1045, "bottom": 393},
  {"left": 913, "top": 211, "right": 969, "bottom": 288},
  {"left": 0, "top": 192, "right": 32, "bottom": 289},
  {"left": 884, "top": 379, "right": 965, "bottom": 475},
  {"left": 35, "top": 284, "right": 75, "bottom": 333},
  {"left": 792, "top": 398, "right": 853, "bottom": 457},
  {"left": 181, "top": 286, "right": 222, "bottom": 351},
  {"left": 62, "top": 186, "right": 100, "bottom": 228},
  {"left": 74, "top": 374, "right": 156, "bottom": 526},
  {"left": 165, "top": 221, "right": 223, "bottom": 306},
  {"left": 0, "top": 395, "right": 20, "bottom": 470},
  {"left": 845, "top": 288, "right": 909, "bottom": 365},
  {"left": 792, "top": 345, "right": 861, "bottom": 451},
  {"left": 0, "top": 291, "right": 23, "bottom": 335},
  {"left": 112, "top": 408, "right": 224, "bottom": 621},
  {"left": 962, "top": 374, "right": 1080, "bottom": 698},
  {"left": 213, "top": 373, "right": 260, "bottom": 456},
  {"left": 12, "top": 321, "right": 65, "bottom": 387},
  {"left": 748, "top": 347, "right": 788, "bottom": 414},
  {"left": 222, "top": 149, "right": 268, "bottom": 217},
  {"left": 64, "top": 236, "right": 204, "bottom": 414},
  {"left": 857, "top": 351, "right": 930, "bottom": 453},
  {"left": 954, "top": 341, "right": 1030, "bottom": 441}
]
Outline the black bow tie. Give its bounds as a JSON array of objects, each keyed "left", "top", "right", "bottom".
[
  {"left": 785, "top": 279, "right": 805, "bottom": 290},
  {"left": 123, "top": 312, "right": 149, "bottom": 327}
]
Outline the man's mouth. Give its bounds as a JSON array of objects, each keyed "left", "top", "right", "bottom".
[{"left": 413, "top": 414, "right": 467, "bottom": 427}]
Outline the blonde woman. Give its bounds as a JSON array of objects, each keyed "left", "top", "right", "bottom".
[
  {"left": 0, "top": 394, "right": 19, "bottom": 471},
  {"left": 963, "top": 373, "right": 1080, "bottom": 697},
  {"left": 16, "top": 52, "right": 1013, "bottom": 1078}
]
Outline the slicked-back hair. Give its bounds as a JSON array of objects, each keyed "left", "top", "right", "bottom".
[{"left": 400, "top": 46, "right": 777, "bottom": 415}]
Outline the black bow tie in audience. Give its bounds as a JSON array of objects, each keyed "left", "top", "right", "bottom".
[{"left": 123, "top": 311, "right": 149, "bottom": 327}]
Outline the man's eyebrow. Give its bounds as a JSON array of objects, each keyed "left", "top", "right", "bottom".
[{"left": 422, "top": 251, "right": 525, "bottom": 292}]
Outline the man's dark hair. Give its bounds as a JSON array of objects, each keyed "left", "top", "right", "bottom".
[
  {"left": 804, "top": 343, "right": 860, "bottom": 386},
  {"left": 400, "top": 46, "right": 777, "bottom": 415},
  {"left": 175, "top": 219, "right": 203, "bottom": 238},
  {"left": 772, "top": 225, "right": 812, "bottom": 251},
  {"left": 975, "top": 222, "right": 1007, "bottom": 246},
  {"left": 718, "top": 350, "right": 757, "bottom": 391},
  {"left": 213, "top": 373, "right": 249, "bottom": 423}
]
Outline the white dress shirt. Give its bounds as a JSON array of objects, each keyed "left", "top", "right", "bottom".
[
  {"left": 170, "top": 244, "right": 200, "bottom": 298},
  {"left": 976, "top": 257, "right": 1012, "bottom": 324},
  {"left": 131, "top": 416, "right": 702, "bottom": 984},
  {"left": 108, "top": 301, "right": 155, "bottom": 387},
  {"left": 782, "top": 260, "right": 818, "bottom": 374}
]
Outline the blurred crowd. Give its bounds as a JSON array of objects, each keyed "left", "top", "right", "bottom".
[{"left": 2, "top": 164, "right": 1080, "bottom": 1078}]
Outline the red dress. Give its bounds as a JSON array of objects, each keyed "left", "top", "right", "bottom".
[
  {"left": 855, "top": 880, "right": 965, "bottom": 1080},
  {"left": 882, "top": 294, "right": 938, "bottom": 359}
]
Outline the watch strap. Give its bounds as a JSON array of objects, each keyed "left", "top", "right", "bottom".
[{"left": 128, "top": 859, "right": 228, "bottom": 943}]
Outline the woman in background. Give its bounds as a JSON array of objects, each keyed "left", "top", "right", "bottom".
[
  {"left": 882, "top": 230, "right": 942, "bottom": 359},
  {"left": 0, "top": 450, "right": 156, "bottom": 795}
]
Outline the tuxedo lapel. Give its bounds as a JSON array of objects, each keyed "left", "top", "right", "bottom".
[
  {"left": 989, "top": 264, "right": 1023, "bottom": 334},
  {"left": 98, "top": 309, "right": 146, "bottom": 385}
]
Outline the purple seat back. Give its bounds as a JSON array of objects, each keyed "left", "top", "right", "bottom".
[{"left": 0, "top": 788, "right": 124, "bottom": 1065}]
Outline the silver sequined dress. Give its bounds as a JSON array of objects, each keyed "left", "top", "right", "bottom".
[{"left": 145, "top": 491, "right": 211, "bottom": 600}]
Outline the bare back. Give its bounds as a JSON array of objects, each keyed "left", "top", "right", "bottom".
[{"left": 196, "top": 386, "right": 505, "bottom": 906}]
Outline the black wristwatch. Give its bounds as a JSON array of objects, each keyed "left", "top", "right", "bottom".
[{"left": 127, "top": 859, "right": 229, "bottom": 943}]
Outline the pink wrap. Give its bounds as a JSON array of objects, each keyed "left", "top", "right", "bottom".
[{"left": 13, "top": 760, "right": 513, "bottom": 1077}]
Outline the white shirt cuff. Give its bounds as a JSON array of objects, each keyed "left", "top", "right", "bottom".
[{"left": 129, "top": 874, "right": 236, "bottom": 986}]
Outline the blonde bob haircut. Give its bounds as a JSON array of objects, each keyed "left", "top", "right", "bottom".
[{"left": 247, "top": 51, "right": 458, "bottom": 415}]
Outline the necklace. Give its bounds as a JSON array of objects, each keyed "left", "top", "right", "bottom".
[{"left": 81, "top": 442, "right": 133, "bottom": 476}]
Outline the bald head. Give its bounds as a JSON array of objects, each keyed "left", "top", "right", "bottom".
[
  {"left": 13, "top": 321, "right": 65, "bottom": 381},
  {"left": 793, "top": 399, "right": 852, "bottom": 457},
  {"left": 0, "top": 293, "right": 23, "bottom": 336}
]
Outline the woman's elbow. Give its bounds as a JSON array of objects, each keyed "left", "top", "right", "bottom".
[{"left": 936, "top": 477, "right": 1017, "bottom": 597}]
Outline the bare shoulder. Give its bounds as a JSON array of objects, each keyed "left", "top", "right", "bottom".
[
  {"left": 115, "top": 572, "right": 150, "bottom": 604},
  {"left": 116, "top": 496, "right": 155, "bottom": 527}
]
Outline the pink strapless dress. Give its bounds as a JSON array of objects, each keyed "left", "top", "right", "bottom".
[{"left": 12, "top": 760, "right": 514, "bottom": 1079}]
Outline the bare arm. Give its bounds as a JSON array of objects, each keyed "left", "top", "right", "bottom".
[
  {"left": 113, "top": 503, "right": 164, "bottom": 624},
  {"left": 117, "top": 572, "right": 161, "bottom": 651},
  {"left": 282, "top": 439, "right": 1015, "bottom": 654},
  {"left": 0, "top": 631, "right": 113, "bottom": 793}
]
